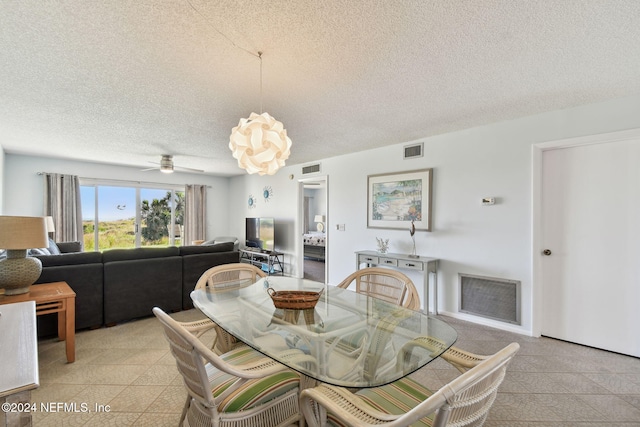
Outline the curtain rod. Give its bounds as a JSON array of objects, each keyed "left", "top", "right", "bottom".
[{"left": 36, "top": 172, "right": 211, "bottom": 188}]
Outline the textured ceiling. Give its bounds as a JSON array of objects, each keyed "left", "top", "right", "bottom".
[{"left": 1, "top": 1, "right": 639, "bottom": 176}]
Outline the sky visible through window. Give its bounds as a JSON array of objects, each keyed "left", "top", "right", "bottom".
[{"left": 81, "top": 186, "right": 171, "bottom": 221}]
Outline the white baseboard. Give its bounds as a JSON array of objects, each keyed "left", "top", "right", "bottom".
[{"left": 437, "top": 310, "right": 534, "bottom": 337}]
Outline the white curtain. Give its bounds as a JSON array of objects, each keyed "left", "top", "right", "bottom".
[
  {"left": 43, "top": 173, "right": 83, "bottom": 245},
  {"left": 184, "top": 184, "right": 207, "bottom": 245}
]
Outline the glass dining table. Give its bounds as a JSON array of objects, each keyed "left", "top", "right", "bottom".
[{"left": 191, "top": 276, "right": 457, "bottom": 389}]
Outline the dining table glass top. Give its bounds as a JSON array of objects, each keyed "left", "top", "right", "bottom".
[{"left": 191, "top": 276, "right": 457, "bottom": 388}]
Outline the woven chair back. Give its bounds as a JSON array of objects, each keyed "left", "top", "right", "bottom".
[
  {"left": 195, "top": 262, "right": 266, "bottom": 291},
  {"left": 337, "top": 267, "right": 420, "bottom": 310}
]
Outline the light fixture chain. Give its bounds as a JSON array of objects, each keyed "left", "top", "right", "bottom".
[{"left": 259, "top": 52, "right": 263, "bottom": 114}]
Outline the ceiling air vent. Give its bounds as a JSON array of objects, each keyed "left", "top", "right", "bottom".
[
  {"left": 404, "top": 143, "right": 423, "bottom": 159},
  {"left": 302, "top": 163, "right": 321, "bottom": 175}
]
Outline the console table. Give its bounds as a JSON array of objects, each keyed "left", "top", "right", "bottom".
[
  {"left": 240, "top": 249, "right": 285, "bottom": 275},
  {"left": 355, "top": 251, "right": 439, "bottom": 314},
  {"left": 0, "top": 281, "right": 76, "bottom": 363}
]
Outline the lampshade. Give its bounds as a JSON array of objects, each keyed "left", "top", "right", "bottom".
[
  {"left": 0, "top": 216, "right": 48, "bottom": 295},
  {"left": 314, "top": 215, "right": 326, "bottom": 233},
  {"left": 229, "top": 112, "right": 292, "bottom": 176},
  {"left": 0, "top": 216, "right": 48, "bottom": 249},
  {"left": 45, "top": 216, "right": 55, "bottom": 233}
]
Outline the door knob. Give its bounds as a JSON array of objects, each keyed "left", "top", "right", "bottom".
[{"left": 542, "top": 249, "right": 552, "bottom": 256}]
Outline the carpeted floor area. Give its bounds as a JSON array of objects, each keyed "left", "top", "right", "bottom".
[{"left": 303, "top": 258, "right": 325, "bottom": 283}]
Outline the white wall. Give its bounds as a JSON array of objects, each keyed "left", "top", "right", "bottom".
[
  {"left": 229, "top": 172, "right": 304, "bottom": 274},
  {"left": 229, "top": 93, "right": 640, "bottom": 336},
  {"left": 3, "top": 154, "right": 231, "bottom": 239}
]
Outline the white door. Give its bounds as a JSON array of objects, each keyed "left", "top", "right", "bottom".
[{"left": 541, "top": 137, "right": 640, "bottom": 357}]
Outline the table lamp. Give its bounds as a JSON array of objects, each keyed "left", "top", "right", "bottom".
[
  {"left": 314, "top": 215, "right": 326, "bottom": 233},
  {"left": 0, "top": 216, "right": 48, "bottom": 295},
  {"left": 45, "top": 215, "right": 55, "bottom": 238}
]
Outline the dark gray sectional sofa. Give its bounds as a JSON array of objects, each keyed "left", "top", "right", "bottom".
[{"left": 33, "top": 242, "right": 239, "bottom": 337}]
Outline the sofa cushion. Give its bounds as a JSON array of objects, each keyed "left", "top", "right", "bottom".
[
  {"left": 179, "top": 242, "right": 234, "bottom": 256},
  {"left": 102, "top": 246, "right": 180, "bottom": 263},
  {"left": 56, "top": 241, "right": 82, "bottom": 253},
  {"left": 201, "top": 236, "right": 240, "bottom": 251},
  {"left": 104, "top": 256, "right": 183, "bottom": 324},
  {"left": 35, "top": 251, "right": 103, "bottom": 267}
]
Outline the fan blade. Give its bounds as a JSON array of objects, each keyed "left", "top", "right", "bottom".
[
  {"left": 174, "top": 165, "right": 204, "bottom": 173},
  {"left": 140, "top": 167, "right": 159, "bottom": 172}
]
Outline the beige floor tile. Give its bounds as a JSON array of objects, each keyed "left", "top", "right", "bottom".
[
  {"left": 107, "top": 385, "right": 166, "bottom": 413},
  {"left": 133, "top": 412, "right": 182, "bottom": 426},
  {"left": 145, "top": 385, "right": 187, "bottom": 414},
  {"left": 32, "top": 383, "right": 88, "bottom": 403},
  {"left": 130, "top": 364, "right": 180, "bottom": 386}
]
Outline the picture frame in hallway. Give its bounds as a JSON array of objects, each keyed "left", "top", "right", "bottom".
[{"left": 367, "top": 168, "right": 432, "bottom": 231}]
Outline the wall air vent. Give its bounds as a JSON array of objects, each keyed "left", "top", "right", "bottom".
[
  {"left": 459, "top": 274, "right": 521, "bottom": 325},
  {"left": 404, "top": 143, "right": 423, "bottom": 159},
  {"left": 302, "top": 163, "right": 321, "bottom": 175}
]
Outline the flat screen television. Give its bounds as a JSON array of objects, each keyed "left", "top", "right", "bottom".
[{"left": 245, "top": 217, "right": 275, "bottom": 252}]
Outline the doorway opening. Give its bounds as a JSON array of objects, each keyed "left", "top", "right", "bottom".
[{"left": 299, "top": 176, "right": 328, "bottom": 283}]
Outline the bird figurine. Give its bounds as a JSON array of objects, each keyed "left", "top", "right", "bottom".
[{"left": 409, "top": 220, "right": 418, "bottom": 257}]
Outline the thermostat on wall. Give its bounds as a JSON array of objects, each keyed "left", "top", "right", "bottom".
[{"left": 481, "top": 197, "right": 496, "bottom": 205}]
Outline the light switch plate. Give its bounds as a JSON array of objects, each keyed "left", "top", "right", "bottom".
[{"left": 482, "top": 197, "right": 496, "bottom": 205}]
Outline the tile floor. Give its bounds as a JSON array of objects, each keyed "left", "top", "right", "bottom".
[{"left": 32, "top": 311, "right": 640, "bottom": 426}]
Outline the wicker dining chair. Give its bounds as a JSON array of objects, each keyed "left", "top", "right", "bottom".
[
  {"left": 398, "top": 335, "right": 492, "bottom": 375},
  {"left": 327, "top": 267, "right": 420, "bottom": 381},
  {"left": 336, "top": 267, "right": 420, "bottom": 310},
  {"left": 153, "top": 307, "right": 302, "bottom": 427},
  {"left": 300, "top": 342, "right": 520, "bottom": 427},
  {"left": 182, "top": 263, "right": 266, "bottom": 354},
  {"left": 337, "top": 269, "right": 488, "bottom": 376}
]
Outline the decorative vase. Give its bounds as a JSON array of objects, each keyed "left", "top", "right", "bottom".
[
  {"left": 408, "top": 220, "right": 420, "bottom": 258},
  {"left": 0, "top": 249, "right": 43, "bottom": 295},
  {"left": 376, "top": 237, "right": 389, "bottom": 254}
]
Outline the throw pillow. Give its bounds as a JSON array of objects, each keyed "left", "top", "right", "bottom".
[
  {"left": 28, "top": 248, "right": 50, "bottom": 255},
  {"left": 47, "top": 238, "right": 61, "bottom": 255}
]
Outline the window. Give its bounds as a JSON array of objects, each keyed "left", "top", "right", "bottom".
[{"left": 81, "top": 181, "right": 184, "bottom": 251}]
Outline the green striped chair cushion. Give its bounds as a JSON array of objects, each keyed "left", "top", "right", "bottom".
[
  {"left": 205, "top": 346, "right": 300, "bottom": 413},
  {"left": 327, "top": 376, "right": 436, "bottom": 427}
]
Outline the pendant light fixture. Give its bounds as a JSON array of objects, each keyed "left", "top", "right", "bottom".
[{"left": 229, "top": 52, "right": 292, "bottom": 175}]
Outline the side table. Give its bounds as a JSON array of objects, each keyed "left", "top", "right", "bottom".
[{"left": 0, "top": 281, "right": 76, "bottom": 363}]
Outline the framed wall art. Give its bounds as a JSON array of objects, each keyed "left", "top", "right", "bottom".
[{"left": 367, "top": 168, "right": 433, "bottom": 231}]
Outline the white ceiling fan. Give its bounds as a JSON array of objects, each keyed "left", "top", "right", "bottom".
[{"left": 141, "top": 155, "right": 204, "bottom": 174}]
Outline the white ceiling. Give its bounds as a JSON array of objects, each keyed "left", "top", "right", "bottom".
[{"left": 1, "top": 1, "right": 639, "bottom": 176}]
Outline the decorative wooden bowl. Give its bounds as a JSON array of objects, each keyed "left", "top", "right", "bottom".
[{"left": 267, "top": 288, "right": 323, "bottom": 310}]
